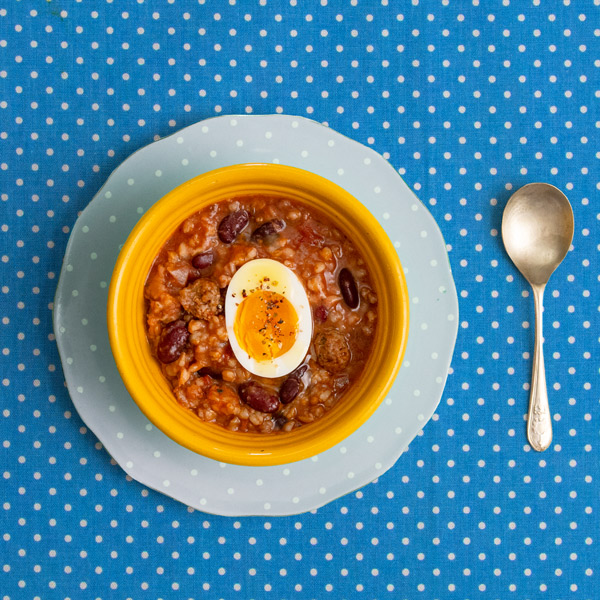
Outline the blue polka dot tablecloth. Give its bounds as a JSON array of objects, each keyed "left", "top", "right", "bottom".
[{"left": 1, "top": 1, "right": 598, "bottom": 598}]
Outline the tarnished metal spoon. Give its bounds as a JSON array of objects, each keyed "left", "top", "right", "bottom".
[{"left": 501, "top": 183, "right": 574, "bottom": 451}]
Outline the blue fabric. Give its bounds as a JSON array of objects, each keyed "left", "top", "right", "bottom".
[{"left": 1, "top": 2, "right": 597, "bottom": 598}]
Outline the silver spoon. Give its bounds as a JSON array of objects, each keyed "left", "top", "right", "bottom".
[{"left": 501, "top": 183, "right": 574, "bottom": 452}]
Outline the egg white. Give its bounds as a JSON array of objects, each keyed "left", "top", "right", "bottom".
[{"left": 225, "top": 258, "right": 312, "bottom": 378}]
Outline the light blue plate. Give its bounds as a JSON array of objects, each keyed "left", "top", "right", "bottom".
[{"left": 53, "top": 115, "right": 458, "bottom": 516}]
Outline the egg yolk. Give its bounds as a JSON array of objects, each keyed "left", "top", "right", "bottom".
[{"left": 234, "top": 290, "right": 299, "bottom": 361}]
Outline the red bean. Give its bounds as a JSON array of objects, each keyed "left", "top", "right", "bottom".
[
  {"left": 291, "top": 364, "right": 308, "bottom": 379},
  {"left": 279, "top": 364, "right": 308, "bottom": 404},
  {"left": 218, "top": 209, "right": 249, "bottom": 243},
  {"left": 238, "top": 381, "right": 279, "bottom": 413},
  {"left": 279, "top": 377, "right": 301, "bottom": 404},
  {"left": 314, "top": 305, "right": 328, "bottom": 323},
  {"left": 157, "top": 320, "right": 189, "bottom": 363},
  {"left": 273, "top": 414, "right": 287, "bottom": 430},
  {"left": 188, "top": 251, "right": 214, "bottom": 283},
  {"left": 338, "top": 268, "right": 359, "bottom": 309},
  {"left": 251, "top": 219, "right": 285, "bottom": 242},
  {"left": 197, "top": 367, "right": 222, "bottom": 380},
  {"left": 191, "top": 251, "right": 214, "bottom": 270}
]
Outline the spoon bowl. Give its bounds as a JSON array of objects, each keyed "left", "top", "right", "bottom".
[
  {"left": 502, "top": 183, "right": 574, "bottom": 451},
  {"left": 502, "top": 183, "right": 574, "bottom": 285}
]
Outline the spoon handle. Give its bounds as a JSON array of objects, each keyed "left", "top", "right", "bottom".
[{"left": 527, "top": 284, "right": 552, "bottom": 451}]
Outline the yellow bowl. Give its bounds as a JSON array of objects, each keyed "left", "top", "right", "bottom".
[{"left": 108, "top": 163, "right": 409, "bottom": 466}]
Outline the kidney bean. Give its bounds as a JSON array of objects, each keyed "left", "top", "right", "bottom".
[
  {"left": 314, "top": 305, "right": 328, "bottom": 323},
  {"left": 157, "top": 320, "right": 189, "bottom": 364},
  {"left": 218, "top": 209, "right": 249, "bottom": 243},
  {"left": 279, "top": 364, "right": 308, "bottom": 404},
  {"left": 273, "top": 414, "right": 287, "bottom": 430},
  {"left": 338, "top": 268, "right": 359, "bottom": 309},
  {"left": 251, "top": 218, "right": 285, "bottom": 242},
  {"left": 279, "top": 377, "right": 301, "bottom": 404},
  {"left": 238, "top": 381, "right": 279, "bottom": 413},
  {"left": 291, "top": 364, "right": 308, "bottom": 379},
  {"left": 197, "top": 367, "right": 222, "bottom": 380},
  {"left": 191, "top": 250, "right": 214, "bottom": 270}
]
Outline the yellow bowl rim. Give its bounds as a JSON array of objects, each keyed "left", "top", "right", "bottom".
[{"left": 108, "top": 163, "right": 409, "bottom": 466}]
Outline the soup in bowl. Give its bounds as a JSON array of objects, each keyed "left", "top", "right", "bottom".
[{"left": 108, "top": 163, "right": 409, "bottom": 466}]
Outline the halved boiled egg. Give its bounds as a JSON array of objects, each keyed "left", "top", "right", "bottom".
[{"left": 225, "top": 258, "right": 312, "bottom": 378}]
